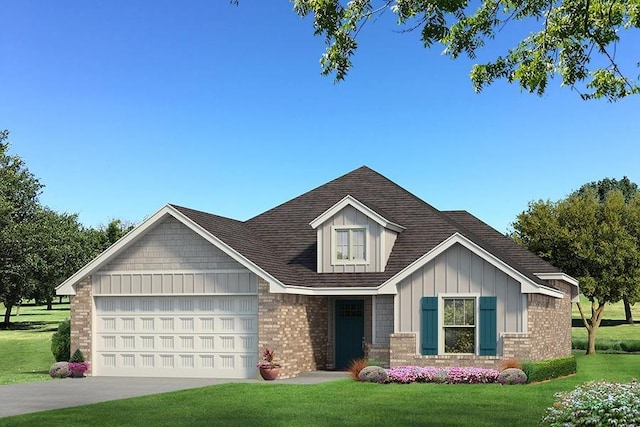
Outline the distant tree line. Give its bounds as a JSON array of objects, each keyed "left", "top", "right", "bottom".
[{"left": 0, "top": 130, "right": 133, "bottom": 327}]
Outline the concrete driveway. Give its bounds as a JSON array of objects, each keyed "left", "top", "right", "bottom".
[{"left": 0, "top": 371, "right": 347, "bottom": 418}]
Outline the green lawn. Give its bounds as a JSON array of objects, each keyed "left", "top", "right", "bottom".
[
  {"left": 571, "top": 295, "right": 640, "bottom": 342},
  {"left": 0, "top": 302, "right": 70, "bottom": 385},
  {"left": 1, "top": 353, "right": 639, "bottom": 426}
]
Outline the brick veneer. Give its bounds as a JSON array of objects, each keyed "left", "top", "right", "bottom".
[
  {"left": 258, "top": 279, "right": 328, "bottom": 378},
  {"left": 526, "top": 281, "right": 573, "bottom": 360},
  {"left": 70, "top": 276, "right": 93, "bottom": 374},
  {"left": 390, "top": 333, "right": 502, "bottom": 368}
]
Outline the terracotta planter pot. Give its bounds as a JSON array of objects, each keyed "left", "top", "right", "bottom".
[{"left": 259, "top": 367, "right": 280, "bottom": 381}]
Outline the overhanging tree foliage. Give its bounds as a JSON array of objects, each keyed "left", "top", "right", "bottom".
[
  {"left": 287, "top": 0, "right": 640, "bottom": 101},
  {"left": 512, "top": 188, "right": 640, "bottom": 354}
]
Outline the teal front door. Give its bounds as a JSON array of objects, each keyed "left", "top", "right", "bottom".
[{"left": 335, "top": 300, "right": 365, "bottom": 370}]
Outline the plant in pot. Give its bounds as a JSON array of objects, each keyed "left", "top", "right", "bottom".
[
  {"left": 68, "top": 349, "right": 89, "bottom": 378},
  {"left": 257, "top": 348, "right": 281, "bottom": 380}
]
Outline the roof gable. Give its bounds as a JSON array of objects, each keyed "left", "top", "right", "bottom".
[
  {"left": 56, "top": 205, "right": 286, "bottom": 295},
  {"left": 309, "top": 195, "right": 405, "bottom": 232}
]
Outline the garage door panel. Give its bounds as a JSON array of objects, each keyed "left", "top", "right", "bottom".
[{"left": 94, "top": 295, "right": 258, "bottom": 378}]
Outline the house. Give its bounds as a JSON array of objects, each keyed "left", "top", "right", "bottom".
[{"left": 56, "top": 166, "right": 579, "bottom": 379}]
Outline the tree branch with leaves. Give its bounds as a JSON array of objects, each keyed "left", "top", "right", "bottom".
[{"left": 290, "top": 0, "right": 640, "bottom": 101}]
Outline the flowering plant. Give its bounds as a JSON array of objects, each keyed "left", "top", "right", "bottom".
[
  {"left": 68, "top": 362, "right": 89, "bottom": 373},
  {"left": 257, "top": 348, "right": 281, "bottom": 369},
  {"left": 386, "top": 366, "right": 500, "bottom": 384},
  {"left": 541, "top": 380, "right": 640, "bottom": 426}
]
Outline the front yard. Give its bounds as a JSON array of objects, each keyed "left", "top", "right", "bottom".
[
  {"left": 0, "top": 298, "right": 638, "bottom": 425},
  {"left": 1, "top": 353, "right": 639, "bottom": 426}
]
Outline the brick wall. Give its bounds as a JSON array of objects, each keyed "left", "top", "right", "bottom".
[
  {"left": 365, "top": 344, "right": 390, "bottom": 367},
  {"left": 502, "top": 333, "right": 532, "bottom": 360},
  {"left": 390, "top": 333, "right": 502, "bottom": 368},
  {"left": 70, "top": 276, "right": 93, "bottom": 374},
  {"left": 258, "top": 279, "right": 328, "bottom": 379},
  {"left": 527, "top": 281, "right": 573, "bottom": 360}
]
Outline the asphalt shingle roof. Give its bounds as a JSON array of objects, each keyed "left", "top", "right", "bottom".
[{"left": 171, "top": 166, "right": 562, "bottom": 289}]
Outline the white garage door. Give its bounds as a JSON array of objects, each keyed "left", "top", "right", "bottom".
[{"left": 94, "top": 295, "right": 258, "bottom": 378}]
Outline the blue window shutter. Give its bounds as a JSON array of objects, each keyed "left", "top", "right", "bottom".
[
  {"left": 421, "top": 297, "right": 438, "bottom": 355},
  {"left": 479, "top": 296, "right": 497, "bottom": 356}
]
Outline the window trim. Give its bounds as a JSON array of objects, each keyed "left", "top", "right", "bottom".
[
  {"left": 438, "top": 294, "right": 480, "bottom": 355},
  {"left": 331, "top": 225, "right": 370, "bottom": 265}
]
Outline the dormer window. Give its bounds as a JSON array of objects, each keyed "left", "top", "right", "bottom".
[{"left": 333, "top": 226, "right": 368, "bottom": 264}]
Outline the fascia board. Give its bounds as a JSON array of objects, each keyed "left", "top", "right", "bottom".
[
  {"left": 535, "top": 273, "right": 580, "bottom": 302},
  {"left": 56, "top": 204, "right": 287, "bottom": 296},
  {"left": 377, "top": 233, "right": 565, "bottom": 299},
  {"left": 309, "top": 195, "right": 404, "bottom": 232},
  {"left": 56, "top": 205, "right": 176, "bottom": 296},
  {"left": 268, "top": 283, "right": 379, "bottom": 296}
]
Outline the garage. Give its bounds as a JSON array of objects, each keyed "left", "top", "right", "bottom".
[{"left": 93, "top": 272, "right": 259, "bottom": 379}]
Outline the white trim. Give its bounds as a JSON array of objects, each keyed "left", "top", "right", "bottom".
[
  {"left": 439, "top": 294, "right": 479, "bottom": 356},
  {"left": 309, "top": 195, "right": 405, "bottom": 232},
  {"left": 377, "top": 233, "right": 565, "bottom": 299},
  {"left": 316, "top": 229, "right": 323, "bottom": 273},
  {"left": 380, "top": 232, "right": 386, "bottom": 273},
  {"left": 94, "top": 269, "right": 251, "bottom": 276},
  {"left": 394, "top": 295, "right": 400, "bottom": 333},
  {"left": 372, "top": 295, "right": 377, "bottom": 345},
  {"left": 56, "top": 204, "right": 287, "bottom": 296},
  {"left": 534, "top": 272, "right": 579, "bottom": 287},
  {"left": 268, "top": 284, "right": 380, "bottom": 295},
  {"left": 92, "top": 292, "right": 258, "bottom": 297},
  {"left": 331, "top": 225, "right": 370, "bottom": 265},
  {"left": 521, "top": 294, "right": 528, "bottom": 334}
]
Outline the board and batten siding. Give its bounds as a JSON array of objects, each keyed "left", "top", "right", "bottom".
[
  {"left": 396, "top": 243, "right": 525, "bottom": 353},
  {"left": 317, "top": 205, "right": 397, "bottom": 273}
]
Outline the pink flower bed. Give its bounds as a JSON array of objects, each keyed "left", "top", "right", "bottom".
[{"left": 386, "top": 366, "right": 500, "bottom": 384}]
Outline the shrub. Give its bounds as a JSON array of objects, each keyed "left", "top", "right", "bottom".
[
  {"left": 68, "top": 362, "right": 89, "bottom": 378},
  {"left": 620, "top": 341, "right": 640, "bottom": 353},
  {"left": 541, "top": 380, "right": 640, "bottom": 426},
  {"left": 498, "top": 358, "right": 521, "bottom": 370},
  {"left": 70, "top": 348, "right": 85, "bottom": 363},
  {"left": 571, "top": 338, "right": 640, "bottom": 353},
  {"left": 347, "top": 359, "right": 369, "bottom": 381},
  {"left": 386, "top": 366, "right": 499, "bottom": 384},
  {"left": 51, "top": 319, "right": 70, "bottom": 362},
  {"left": 358, "top": 366, "right": 388, "bottom": 383},
  {"left": 49, "top": 362, "right": 71, "bottom": 378},
  {"left": 521, "top": 355, "right": 576, "bottom": 383},
  {"left": 497, "top": 368, "right": 527, "bottom": 385}
]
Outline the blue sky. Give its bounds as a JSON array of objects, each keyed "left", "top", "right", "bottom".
[{"left": 1, "top": 1, "right": 639, "bottom": 233}]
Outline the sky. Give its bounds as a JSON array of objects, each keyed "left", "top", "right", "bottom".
[{"left": 1, "top": 1, "right": 639, "bottom": 234}]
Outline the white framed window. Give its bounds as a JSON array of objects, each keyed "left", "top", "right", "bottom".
[
  {"left": 332, "top": 226, "right": 368, "bottom": 264},
  {"left": 442, "top": 297, "right": 476, "bottom": 354}
]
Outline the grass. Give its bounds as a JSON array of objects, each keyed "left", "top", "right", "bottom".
[
  {"left": 571, "top": 294, "right": 639, "bottom": 343},
  {"left": 0, "top": 301, "right": 70, "bottom": 385},
  {"left": 1, "top": 353, "right": 639, "bottom": 426}
]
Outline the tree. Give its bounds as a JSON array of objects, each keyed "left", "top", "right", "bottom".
[
  {"left": 576, "top": 177, "right": 640, "bottom": 324},
  {"left": 289, "top": 0, "right": 640, "bottom": 101},
  {"left": 512, "top": 189, "right": 640, "bottom": 354},
  {"left": 28, "top": 208, "right": 91, "bottom": 310},
  {"left": 0, "top": 130, "right": 43, "bottom": 326}
]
